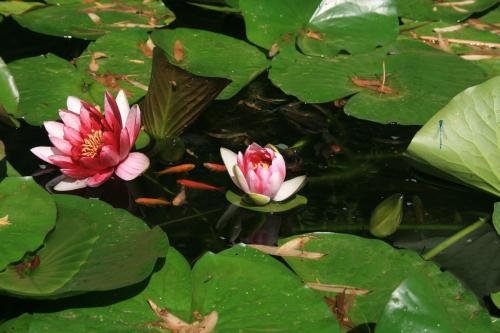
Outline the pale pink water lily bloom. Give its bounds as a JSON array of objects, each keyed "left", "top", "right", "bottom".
[
  {"left": 220, "top": 143, "right": 306, "bottom": 205},
  {"left": 31, "top": 90, "right": 150, "bottom": 191}
]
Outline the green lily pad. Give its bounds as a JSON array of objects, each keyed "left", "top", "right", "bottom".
[
  {"left": 0, "top": 1, "right": 44, "bottom": 16},
  {"left": 14, "top": 0, "right": 175, "bottom": 40},
  {"left": 0, "top": 248, "right": 191, "bottom": 332},
  {"left": 152, "top": 28, "right": 269, "bottom": 99},
  {"left": 269, "top": 39, "right": 487, "bottom": 125},
  {"left": 0, "top": 57, "right": 18, "bottom": 117},
  {"left": 493, "top": 202, "right": 500, "bottom": 236},
  {"left": 297, "top": 0, "right": 399, "bottom": 56},
  {"left": 0, "top": 177, "right": 56, "bottom": 272},
  {"left": 8, "top": 53, "right": 100, "bottom": 126},
  {"left": 375, "top": 274, "right": 460, "bottom": 333},
  {"left": 0, "top": 194, "right": 169, "bottom": 298},
  {"left": 492, "top": 291, "right": 500, "bottom": 310},
  {"left": 191, "top": 245, "right": 339, "bottom": 332},
  {"left": 280, "top": 233, "right": 493, "bottom": 331},
  {"left": 406, "top": 76, "right": 500, "bottom": 197},
  {"left": 396, "top": 0, "right": 498, "bottom": 22},
  {"left": 225, "top": 189, "right": 307, "bottom": 213},
  {"left": 75, "top": 30, "right": 152, "bottom": 103}
]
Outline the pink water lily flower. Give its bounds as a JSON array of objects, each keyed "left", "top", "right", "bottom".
[
  {"left": 220, "top": 143, "right": 306, "bottom": 205},
  {"left": 31, "top": 90, "right": 150, "bottom": 191}
]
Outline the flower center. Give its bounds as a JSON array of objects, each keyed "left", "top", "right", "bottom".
[{"left": 81, "top": 130, "right": 103, "bottom": 158}]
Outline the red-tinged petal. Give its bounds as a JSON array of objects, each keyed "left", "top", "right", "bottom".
[
  {"left": 115, "top": 152, "right": 150, "bottom": 181},
  {"left": 54, "top": 176, "right": 88, "bottom": 191},
  {"left": 256, "top": 166, "right": 271, "bottom": 196},
  {"left": 246, "top": 168, "right": 261, "bottom": 194},
  {"left": 119, "top": 129, "right": 131, "bottom": 161},
  {"left": 59, "top": 110, "right": 81, "bottom": 130},
  {"left": 63, "top": 125, "right": 83, "bottom": 146},
  {"left": 79, "top": 107, "right": 92, "bottom": 134},
  {"left": 48, "top": 155, "right": 76, "bottom": 169},
  {"left": 116, "top": 90, "right": 130, "bottom": 126},
  {"left": 44, "top": 121, "right": 64, "bottom": 139},
  {"left": 99, "top": 145, "right": 120, "bottom": 167},
  {"left": 49, "top": 136, "right": 72, "bottom": 155},
  {"left": 272, "top": 152, "right": 286, "bottom": 179},
  {"left": 125, "top": 105, "right": 140, "bottom": 145},
  {"left": 67, "top": 96, "right": 82, "bottom": 114},
  {"left": 31, "top": 146, "right": 62, "bottom": 164},
  {"left": 61, "top": 167, "right": 97, "bottom": 179},
  {"left": 102, "top": 130, "right": 118, "bottom": 147},
  {"left": 267, "top": 172, "right": 284, "bottom": 198},
  {"left": 104, "top": 91, "right": 122, "bottom": 130},
  {"left": 86, "top": 168, "right": 114, "bottom": 187}
]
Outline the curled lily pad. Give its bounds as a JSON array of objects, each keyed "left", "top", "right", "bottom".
[{"left": 225, "top": 189, "right": 307, "bottom": 213}]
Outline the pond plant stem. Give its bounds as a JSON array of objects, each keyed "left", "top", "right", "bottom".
[{"left": 422, "top": 217, "right": 488, "bottom": 260}]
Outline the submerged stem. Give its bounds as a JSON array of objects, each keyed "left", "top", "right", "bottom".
[{"left": 422, "top": 217, "right": 488, "bottom": 260}]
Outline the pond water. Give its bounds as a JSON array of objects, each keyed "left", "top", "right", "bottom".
[{"left": 1, "top": 1, "right": 499, "bottom": 325}]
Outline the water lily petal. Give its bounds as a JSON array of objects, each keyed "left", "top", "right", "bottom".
[
  {"left": 31, "top": 146, "right": 62, "bottom": 164},
  {"left": 257, "top": 166, "right": 271, "bottom": 196},
  {"left": 220, "top": 147, "right": 238, "bottom": 185},
  {"left": 49, "top": 136, "right": 72, "bottom": 155},
  {"left": 267, "top": 171, "right": 284, "bottom": 198},
  {"left": 63, "top": 125, "right": 83, "bottom": 146},
  {"left": 246, "top": 168, "right": 261, "bottom": 194},
  {"left": 233, "top": 165, "right": 250, "bottom": 193},
  {"left": 115, "top": 152, "right": 150, "bottom": 181},
  {"left": 61, "top": 167, "right": 98, "bottom": 179},
  {"left": 99, "top": 145, "right": 121, "bottom": 168},
  {"left": 246, "top": 193, "right": 271, "bottom": 206},
  {"left": 48, "top": 155, "right": 76, "bottom": 168},
  {"left": 116, "top": 90, "right": 130, "bottom": 127},
  {"left": 272, "top": 175, "right": 307, "bottom": 202},
  {"left": 59, "top": 110, "right": 81, "bottom": 130},
  {"left": 125, "top": 105, "right": 141, "bottom": 145},
  {"left": 54, "top": 176, "right": 88, "bottom": 191},
  {"left": 67, "top": 96, "right": 82, "bottom": 114},
  {"left": 86, "top": 168, "right": 114, "bottom": 187},
  {"left": 44, "top": 121, "right": 64, "bottom": 139},
  {"left": 104, "top": 91, "right": 123, "bottom": 130},
  {"left": 119, "top": 129, "right": 131, "bottom": 161},
  {"left": 272, "top": 151, "right": 286, "bottom": 179}
]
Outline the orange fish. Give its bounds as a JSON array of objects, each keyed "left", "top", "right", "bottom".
[
  {"left": 156, "top": 163, "right": 196, "bottom": 175},
  {"left": 172, "top": 186, "right": 186, "bottom": 206},
  {"left": 135, "top": 197, "right": 171, "bottom": 206},
  {"left": 203, "top": 162, "right": 227, "bottom": 172},
  {"left": 177, "top": 179, "right": 224, "bottom": 192}
]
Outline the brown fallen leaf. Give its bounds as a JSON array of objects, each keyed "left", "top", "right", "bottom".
[
  {"left": 248, "top": 235, "right": 326, "bottom": 259},
  {"left": 173, "top": 40, "right": 184, "bottom": 63},
  {"left": 305, "top": 30, "right": 323, "bottom": 40},
  {"left": 0, "top": 215, "right": 10, "bottom": 227},
  {"left": 87, "top": 12, "right": 102, "bottom": 25},
  {"left": 147, "top": 299, "right": 218, "bottom": 333},
  {"left": 139, "top": 38, "right": 154, "bottom": 58},
  {"left": 351, "top": 76, "right": 396, "bottom": 95},
  {"left": 325, "top": 293, "right": 356, "bottom": 330},
  {"left": 268, "top": 43, "right": 280, "bottom": 58},
  {"left": 89, "top": 52, "right": 108, "bottom": 72}
]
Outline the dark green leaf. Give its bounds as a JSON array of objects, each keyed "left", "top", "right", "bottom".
[
  {"left": 142, "top": 47, "right": 230, "bottom": 140},
  {"left": 152, "top": 28, "right": 269, "bottom": 99},
  {"left": 396, "top": 0, "right": 498, "bottom": 22},
  {"left": 406, "top": 76, "right": 500, "bottom": 197},
  {"left": 14, "top": 0, "right": 175, "bottom": 40},
  {"left": 494, "top": 202, "right": 500, "bottom": 236},
  {"left": 0, "top": 177, "right": 56, "bottom": 272},
  {"left": 0, "top": 57, "right": 18, "bottom": 116},
  {"left": 225, "top": 189, "right": 307, "bottom": 213}
]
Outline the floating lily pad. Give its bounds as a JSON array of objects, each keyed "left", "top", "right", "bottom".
[
  {"left": 152, "top": 28, "right": 269, "bottom": 99},
  {"left": 376, "top": 274, "right": 462, "bottom": 333},
  {"left": 269, "top": 39, "right": 487, "bottom": 125},
  {"left": 75, "top": 30, "right": 153, "bottom": 103},
  {"left": 406, "top": 76, "right": 500, "bottom": 197},
  {"left": 191, "top": 245, "right": 339, "bottom": 332},
  {"left": 396, "top": 0, "right": 498, "bottom": 22},
  {"left": 280, "top": 233, "right": 493, "bottom": 331},
  {"left": 0, "top": 57, "right": 18, "bottom": 117},
  {"left": 493, "top": 291, "right": 500, "bottom": 310},
  {"left": 0, "top": 248, "right": 191, "bottom": 332},
  {"left": 0, "top": 177, "right": 56, "bottom": 272},
  {"left": 14, "top": 0, "right": 175, "bottom": 40},
  {"left": 8, "top": 53, "right": 100, "bottom": 126},
  {"left": 0, "top": 194, "right": 169, "bottom": 298},
  {"left": 297, "top": 0, "right": 399, "bottom": 56},
  {"left": 0, "top": 1, "right": 44, "bottom": 16},
  {"left": 225, "top": 189, "right": 307, "bottom": 213}
]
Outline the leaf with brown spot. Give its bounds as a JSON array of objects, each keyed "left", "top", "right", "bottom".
[
  {"left": 87, "top": 12, "right": 102, "bottom": 24},
  {"left": 350, "top": 76, "right": 396, "bottom": 95},
  {"left": 325, "top": 293, "right": 356, "bottom": 330},
  {"left": 173, "top": 40, "right": 184, "bottom": 63},
  {"left": 139, "top": 39, "right": 154, "bottom": 58},
  {"left": 0, "top": 215, "right": 10, "bottom": 227},
  {"left": 305, "top": 30, "right": 323, "bottom": 41}
]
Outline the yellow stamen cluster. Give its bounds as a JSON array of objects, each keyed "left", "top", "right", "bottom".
[{"left": 81, "top": 130, "right": 103, "bottom": 158}]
